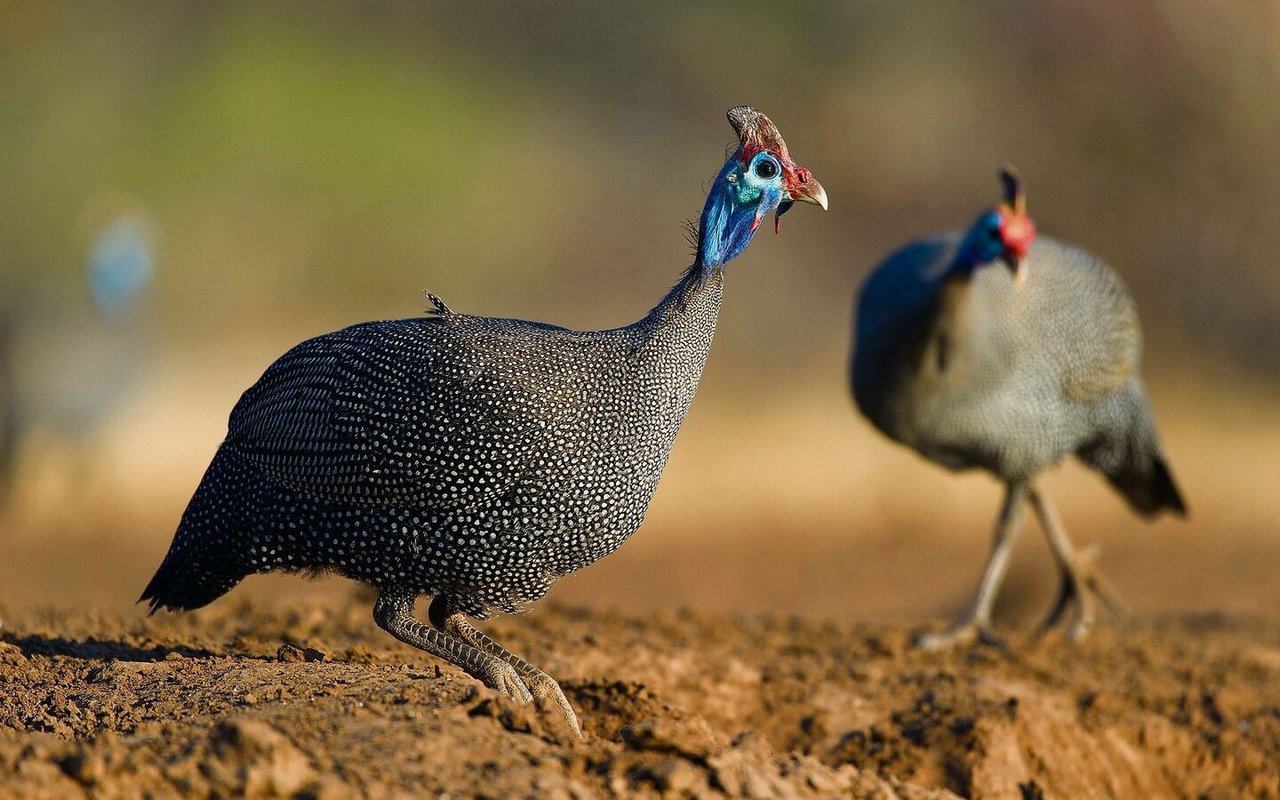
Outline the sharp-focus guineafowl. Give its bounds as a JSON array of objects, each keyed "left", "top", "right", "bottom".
[
  {"left": 851, "top": 168, "right": 1184, "bottom": 649},
  {"left": 142, "top": 107, "right": 827, "bottom": 734}
]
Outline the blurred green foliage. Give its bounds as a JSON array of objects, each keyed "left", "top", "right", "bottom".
[{"left": 1, "top": 1, "right": 1276, "bottom": 375}]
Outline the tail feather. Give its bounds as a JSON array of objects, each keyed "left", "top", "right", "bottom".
[
  {"left": 1147, "top": 455, "right": 1187, "bottom": 516},
  {"left": 139, "top": 541, "right": 246, "bottom": 613},
  {"left": 1077, "top": 382, "right": 1187, "bottom": 519},
  {"left": 1106, "top": 453, "right": 1187, "bottom": 518},
  {"left": 1078, "top": 436, "right": 1187, "bottom": 519},
  {"left": 139, "top": 448, "right": 250, "bottom": 612}
]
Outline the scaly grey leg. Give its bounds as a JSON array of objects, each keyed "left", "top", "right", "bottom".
[
  {"left": 917, "top": 481, "right": 1028, "bottom": 650},
  {"left": 372, "top": 589, "right": 533, "bottom": 704},
  {"left": 1029, "top": 487, "right": 1127, "bottom": 641},
  {"left": 428, "top": 596, "right": 581, "bottom": 738}
]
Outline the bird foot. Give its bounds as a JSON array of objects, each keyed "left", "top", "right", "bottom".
[
  {"left": 1038, "top": 543, "right": 1128, "bottom": 642},
  {"left": 481, "top": 661, "right": 535, "bottom": 705},
  {"left": 523, "top": 670, "right": 582, "bottom": 739},
  {"left": 478, "top": 662, "right": 581, "bottom": 738},
  {"left": 915, "top": 621, "right": 1006, "bottom": 651}
]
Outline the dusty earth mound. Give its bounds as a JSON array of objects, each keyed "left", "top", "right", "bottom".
[{"left": 0, "top": 601, "right": 1277, "bottom": 798}]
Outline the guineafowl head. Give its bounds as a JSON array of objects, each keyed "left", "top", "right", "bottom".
[
  {"left": 693, "top": 106, "right": 826, "bottom": 269},
  {"left": 956, "top": 167, "right": 1037, "bottom": 276}
]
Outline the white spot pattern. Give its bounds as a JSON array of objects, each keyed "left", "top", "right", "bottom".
[{"left": 144, "top": 270, "right": 725, "bottom": 619}]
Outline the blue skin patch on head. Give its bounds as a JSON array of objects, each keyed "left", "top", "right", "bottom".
[
  {"left": 953, "top": 210, "right": 1007, "bottom": 273},
  {"left": 694, "top": 150, "right": 788, "bottom": 270}
]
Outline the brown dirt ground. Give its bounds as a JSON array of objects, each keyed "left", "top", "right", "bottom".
[
  {"left": 1, "top": 372, "right": 1278, "bottom": 798},
  {"left": 1, "top": 596, "right": 1278, "bottom": 800}
]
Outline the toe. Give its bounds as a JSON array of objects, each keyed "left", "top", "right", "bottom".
[
  {"left": 917, "top": 623, "right": 987, "bottom": 651},
  {"left": 485, "top": 662, "right": 534, "bottom": 704},
  {"left": 525, "top": 671, "right": 582, "bottom": 738},
  {"left": 1067, "top": 616, "right": 1095, "bottom": 642}
]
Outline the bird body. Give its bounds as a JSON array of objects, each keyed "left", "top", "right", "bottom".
[
  {"left": 142, "top": 106, "right": 826, "bottom": 733},
  {"left": 149, "top": 273, "right": 723, "bottom": 619},
  {"left": 855, "top": 233, "right": 1175, "bottom": 506},
  {"left": 851, "top": 170, "right": 1182, "bottom": 646}
]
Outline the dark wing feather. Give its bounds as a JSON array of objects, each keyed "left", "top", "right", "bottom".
[{"left": 226, "top": 316, "right": 575, "bottom": 512}]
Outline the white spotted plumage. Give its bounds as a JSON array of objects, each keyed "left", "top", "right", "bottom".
[
  {"left": 144, "top": 270, "right": 723, "bottom": 618},
  {"left": 140, "top": 106, "right": 825, "bottom": 734}
]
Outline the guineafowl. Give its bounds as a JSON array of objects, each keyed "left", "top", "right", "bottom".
[
  {"left": 0, "top": 215, "right": 154, "bottom": 510},
  {"left": 851, "top": 168, "right": 1184, "bottom": 649},
  {"left": 142, "top": 107, "right": 827, "bottom": 734}
]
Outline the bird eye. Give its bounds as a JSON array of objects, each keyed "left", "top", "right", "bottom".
[{"left": 754, "top": 158, "right": 779, "bottom": 179}]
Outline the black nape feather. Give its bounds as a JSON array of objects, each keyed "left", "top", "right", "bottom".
[{"left": 682, "top": 218, "right": 700, "bottom": 257}]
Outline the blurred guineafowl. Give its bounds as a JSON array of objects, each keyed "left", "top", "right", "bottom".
[
  {"left": 851, "top": 168, "right": 1184, "bottom": 648},
  {"left": 0, "top": 216, "right": 154, "bottom": 509},
  {"left": 142, "top": 107, "right": 827, "bottom": 734}
]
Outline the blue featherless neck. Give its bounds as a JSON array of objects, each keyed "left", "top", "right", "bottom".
[
  {"left": 950, "top": 211, "right": 1007, "bottom": 276},
  {"left": 693, "top": 154, "right": 772, "bottom": 272}
]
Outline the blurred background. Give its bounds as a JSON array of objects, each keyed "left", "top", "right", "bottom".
[{"left": 0, "top": 1, "right": 1276, "bottom": 626}]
